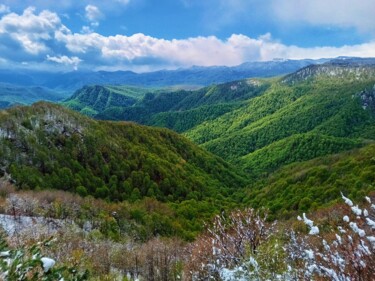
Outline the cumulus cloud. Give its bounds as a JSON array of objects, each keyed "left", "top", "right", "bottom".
[
  {"left": 1, "top": 6, "right": 375, "bottom": 72},
  {"left": 274, "top": 0, "right": 375, "bottom": 33},
  {"left": 0, "top": 4, "right": 10, "bottom": 14},
  {"left": 55, "top": 30, "right": 375, "bottom": 70},
  {"left": 46, "top": 54, "right": 82, "bottom": 70},
  {"left": 85, "top": 5, "right": 102, "bottom": 24},
  {"left": 0, "top": 7, "right": 62, "bottom": 54}
]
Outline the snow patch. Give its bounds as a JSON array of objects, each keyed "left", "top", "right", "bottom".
[
  {"left": 41, "top": 257, "right": 55, "bottom": 272},
  {"left": 349, "top": 222, "right": 365, "bottom": 237},
  {"left": 341, "top": 193, "right": 353, "bottom": 207}
]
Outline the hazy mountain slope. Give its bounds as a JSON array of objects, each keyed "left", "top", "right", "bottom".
[
  {"left": 0, "top": 58, "right": 327, "bottom": 91},
  {"left": 0, "top": 83, "right": 67, "bottom": 109},
  {"left": 61, "top": 85, "right": 153, "bottom": 116},
  {"left": 0, "top": 102, "right": 248, "bottom": 202}
]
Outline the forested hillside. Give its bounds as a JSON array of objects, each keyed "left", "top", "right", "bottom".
[
  {"left": 62, "top": 85, "right": 152, "bottom": 116},
  {"left": 63, "top": 79, "right": 270, "bottom": 129},
  {"left": 64, "top": 62, "right": 375, "bottom": 177},
  {"left": 245, "top": 142, "right": 375, "bottom": 219},
  {"left": 0, "top": 102, "right": 247, "bottom": 203},
  {"left": 194, "top": 72, "right": 375, "bottom": 174}
]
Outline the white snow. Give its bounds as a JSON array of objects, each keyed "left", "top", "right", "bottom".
[
  {"left": 305, "top": 249, "right": 315, "bottom": 259},
  {"left": 307, "top": 264, "right": 318, "bottom": 274},
  {"left": 323, "top": 239, "right": 330, "bottom": 251},
  {"left": 0, "top": 214, "right": 64, "bottom": 237},
  {"left": 299, "top": 213, "right": 319, "bottom": 235},
  {"left": 338, "top": 226, "right": 346, "bottom": 233},
  {"left": 365, "top": 196, "right": 371, "bottom": 203},
  {"left": 363, "top": 209, "right": 369, "bottom": 217},
  {"left": 366, "top": 218, "right": 375, "bottom": 229},
  {"left": 309, "top": 226, "right": 320, "bottom": 235},
  {"left": 343, "top": 215, "right": 350, "bottom": 222},
  {"left": 248, "top": 257, "right": 258, "bottom": 269},
  {"left": 341, "top": 193, "right": 353, "bottom": 207},
  {"left": 335, "top": 234, "right": 342, "bottom": 245},
  {"left": 367, "top": 236, "right": 375, "bottom": 246},
  {"left": 0, "top": 251, "right": 10, "bottom": 257},
  {"left": 41, "top": 257, "right": 55, "bottom": 272},
  {"left": 349, "top": 222, "right": 365, "bottom": 237},
  {"left": 302, "top": 213, "right": 314, "bottom": 227},
  {"left": 351, "top": 205, "right": 362, "bottom": 216}
]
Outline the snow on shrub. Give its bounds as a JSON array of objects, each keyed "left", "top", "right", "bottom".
[
  {"left": 0, "top": 234, "right": 88, "bottom": 281},
  {"left": 288, "top": 194, "right": 375, "bottom": 280}
]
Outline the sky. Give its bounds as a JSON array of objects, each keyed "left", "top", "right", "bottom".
[{"left": 0, "top": 0, "right": 375, "bottom": 72}]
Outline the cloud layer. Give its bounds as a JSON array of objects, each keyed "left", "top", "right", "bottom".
[
  {"left": 0, "top": 7, "right": 374, "bottom": 72},
  {"left": 274, "top": 0, "right": 375, "bottom": 33}
]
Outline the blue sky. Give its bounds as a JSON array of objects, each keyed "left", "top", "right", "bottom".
[{"left": 0, "top": 0, "right": 374, "bottom": 72}]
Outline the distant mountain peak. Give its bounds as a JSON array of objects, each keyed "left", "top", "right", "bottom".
[{"left": 282, "top": 59, "right": 375, "bottom": 84}]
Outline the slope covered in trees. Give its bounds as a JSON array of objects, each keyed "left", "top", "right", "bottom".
[
  {"left": 64, "top": 79, "right": 270, "bottom": 131},
  {"left": 244, "top": 143, "right": 375, "bottom": 219},
  {"left": 61, "top": 85, "right": 152, "bottom": 116},
  {"left": 0, "top": 102, "right": 248, "bottom": 203},
  {"left": 64, "top": 62, "right": 375, "bottom": 178},
  {"left": 185, "top": 63, "right": 375, "bottom": 175}
]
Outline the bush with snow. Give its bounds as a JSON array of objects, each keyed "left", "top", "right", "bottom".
[
  {"left": 185, "top": 208, "right": 290, "bottom": 280},
  {"left": 287, "top": 194, "right": 375, "bottom": 280},
  {"left": 186, "top": 195, "right": 375, "bottom": 281},
  {"left": 0, "top": 234, "right": 89, "bottom": 281}
]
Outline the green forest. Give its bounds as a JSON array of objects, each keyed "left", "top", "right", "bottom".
[{"left": 1, "top": 61, "right": 375, "bottom": 280}]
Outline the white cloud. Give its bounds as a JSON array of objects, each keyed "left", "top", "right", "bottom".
[
  {"left": 0, "top": 7, "right": 62, "bottom": 54},
  {"left": 274, "top": 0, "right": 375, "bottom": 33},
  {"left": 81, "top": 25, "right": 94, "bottom": 34},
  {"left": 0, "top": 4, "right": 10, "bottom": 14},
  {"left": 1, "top": 6, "right": 375, "bottom": 72},
  {"left": 56, "top": 30, "right": 375, "bottom": 70},
  {"left": 85, "top": 4, "right": 102, "bottom": 26},
  {"left": 46, "top": 54, "right": 82, "bottom": 70}
]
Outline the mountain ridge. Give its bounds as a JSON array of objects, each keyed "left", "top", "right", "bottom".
[
  {"left": 62, "top": 60, "right": 375, "bottom": 178},
  {"left": 0, "top": 58, "right": 329, "bottom": 91},
  {"left": 0, "top": 102, "right": 248, "bottom": 202}
]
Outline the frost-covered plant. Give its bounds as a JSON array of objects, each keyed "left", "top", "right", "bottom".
[
  {"left": 185, "top": 208, "right": 276, "bottom": 280},
  {"left": 288, "top": 194, "right": 375, "bottom": 281},
  {"left": 0, "top": 234, "right": 89, "bottom": 280}
]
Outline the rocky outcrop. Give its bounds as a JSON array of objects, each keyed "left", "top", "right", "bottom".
[
  {"left": 358, "top": 85, "right": 375, "bottom": 111},
  {"left": 282, "top": 64, "right": 375, "bottom": 85}
]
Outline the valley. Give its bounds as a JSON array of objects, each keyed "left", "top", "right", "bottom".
[
  {"left": 64, "top": 60, "right": 375, "bottom": 178},
  {"left": 0, "top": 58, "right": 375, "bottom": 280},
  {"left": 1, "top": 1, "right": 375, "bottom": 278}
]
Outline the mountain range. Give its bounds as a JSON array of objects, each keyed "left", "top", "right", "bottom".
[
  {"left": 64, "top": 59, "right": 375, "bottom": 179},
  {"left": 0, "top": 58, "right": 328, "bottom": 91},
  {"left": 0, "top": 57, "right": 375, "bottom": 218},
  {"left": 0, "top": 58, "right": 331, "bottom": 108}
]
